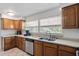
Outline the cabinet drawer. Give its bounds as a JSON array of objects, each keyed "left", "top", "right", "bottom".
[
  {"left": 59, "top": 45, "right": 76, "bottom": 53},
  {"left": 44, "top": 42, "right": 57, "bottom": 48},
  {"left": 34, "top": 41, "right": 42, "bottom": 45}
]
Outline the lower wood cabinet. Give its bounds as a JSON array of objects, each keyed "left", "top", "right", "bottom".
[
  {"left": 4, "top": 36, "right": 25, "bottom": 51},
  {"left": 34, "top": 41, "right": 77, "bottom": 56},
  {"left": 16, "top": 37, "right": 25, "bottom": 51},
  {"left": 34, "top": 41, "right": 43, "bottom": 56},
  {"left": 58, "top": 50, "right": 75, "bottom": 56},
  {"left": 58, "top": 45, "right": 76, "bottom": 56},
  {"left": 4, "top": 37, "right": 15, "bottom": 50},
  {"left": 43, "top": 42, "right": 58, "bottom": 56}
]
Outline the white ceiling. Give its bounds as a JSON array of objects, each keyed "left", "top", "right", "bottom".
[{"left": 0, "top": 3, "right": 73, "bottom": 17}]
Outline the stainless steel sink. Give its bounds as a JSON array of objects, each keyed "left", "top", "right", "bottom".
[{"left": 39, "top": 37, "right": 56, "bottom": 41}]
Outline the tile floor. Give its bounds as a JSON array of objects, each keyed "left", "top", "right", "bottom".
[{"left": 0, "top": 48, "right": 30, "bottom": 56}]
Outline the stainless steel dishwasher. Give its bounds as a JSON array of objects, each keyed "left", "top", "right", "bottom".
[{"left": 25, "top": 38, "right": 34, "bottom": 55}]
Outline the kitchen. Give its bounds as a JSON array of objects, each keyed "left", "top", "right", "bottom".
[{"left": 0, "top": 3, "right": 79, "bottom": 56}]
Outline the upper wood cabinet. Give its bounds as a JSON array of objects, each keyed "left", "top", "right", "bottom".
[
  {"left": 62, "top": 4, "right": 79, "bottom": 29},
  {"left": 2, "top": 18, "right": 24, "bottom": 30},
  {"left": 14, "top": 20, "right": 20, "bottom": 30},
  {"left": 2, "top": 18, "right": 14, "bottom": 29}
]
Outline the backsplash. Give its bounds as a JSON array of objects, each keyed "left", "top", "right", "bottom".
[
  {"left": 63, "top": 29, "right": 79, "bottom": 40},
  {"left": 0, "top": 30, "right": 16, "bottom": 36}
]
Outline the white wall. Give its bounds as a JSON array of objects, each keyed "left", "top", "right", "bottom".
[
  {"left": 0, "top": 30, "right": 16, "bottom": 36},
  {"left": 26, "top": 7, "right": 61, "bottom": 22}
]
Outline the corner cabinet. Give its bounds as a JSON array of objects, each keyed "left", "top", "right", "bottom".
[
  {"left": 15, "top": 37, "right": 25, "bottom": 51},
  {"left": 4, "top": 37, "right": 15, "bottom": 50},
  {"left": 62, "top": 4, "right": 79, "bottom": 29}
]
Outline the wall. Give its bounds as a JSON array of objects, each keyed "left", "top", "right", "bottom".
[
  {"left": 26, "top": 7, "right": 61, "bottom": 22},
  {"left": 0, "top": 30, "right": 16, "bottom": 36}
]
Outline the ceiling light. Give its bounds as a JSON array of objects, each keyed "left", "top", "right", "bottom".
[{"left": 7, "top": 12, "right": 15, "bottom": 16}]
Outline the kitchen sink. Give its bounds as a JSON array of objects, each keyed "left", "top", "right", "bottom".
[{"left": 39, "top": 37, "right": 56, "bottom": 41}]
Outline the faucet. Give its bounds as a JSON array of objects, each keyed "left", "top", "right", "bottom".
[{"left": 46, "top": 31, "right": 56, "bottom": 41}]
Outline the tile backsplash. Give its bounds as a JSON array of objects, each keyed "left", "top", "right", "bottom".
[{"left": 0, "top": 30, "right": 16, "bottom": 36}]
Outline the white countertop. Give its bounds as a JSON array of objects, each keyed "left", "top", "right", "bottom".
[
  {"left": 1, "top": 35, "right": 79, "bottom": 48},
  {"left": 23, "top": 36, "right": 79, "bottom": 48}
]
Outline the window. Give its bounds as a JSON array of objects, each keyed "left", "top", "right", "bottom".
[
  {"left": 40, "top": 26, "right": 62, "bottom": 33},
  {"left": 26, "top": 20, "right": 38, "bottom": 27},
  {"left": 25, "top": 20, "right": 39, "bottom": 33},
  {"left": 39, "top": 16, "right": 62, "bottom": 33},
  {"left": 25, "top": 16, "right": 62, "bottom": 33}
]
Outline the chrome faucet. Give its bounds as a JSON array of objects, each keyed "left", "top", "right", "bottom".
[{"left": 46, "top": 31, "right": 56, "bottom": 41}]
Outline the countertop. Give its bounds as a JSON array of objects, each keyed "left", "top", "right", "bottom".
[{"left": 1, "top": 35, "right": 79, "bottom": 48}]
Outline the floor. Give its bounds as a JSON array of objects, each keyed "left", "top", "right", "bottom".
[{"left": 0, "top": 48, "right": 30, "bottom": 56}]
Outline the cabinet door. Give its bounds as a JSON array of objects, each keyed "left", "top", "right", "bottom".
[
  {"left": 44, "top": 46, "right": 57, "bottom": 56},
  {"left": 19, "top": 20, "right": 24, "bottom": 30},
  {"left": 43, "top": 42, "right": 57, "bottom": 56},
  {"left": 62, "top": 5, "right": 77, "bottom": 28},
  {"left": 16, "top": 37, "right": 25, "bottom": 51},
  {"left": 14, "top": 20, "right": 20, "bottom": 30},
  {"left": 4, "top": 37, "right": 12, "bottom": 50},
  {"left": 58, "top": 45, "right": 76, "bottom": 56},
  {"left": 34, "top": 41, "right": 43, "bottom": 56},
  {"left": 16, "top": 37, "right": 21, "bottom": 49},
  {"left": 3, "top": 18, "right": 14, "bottom": 29},
  {"left": 20, "top": 37, "right": 25, "bottom": 51},
  {"left": 11, "top": 37, "right": 16, "bottom": 48},
  {"left": 58, "top": 50, "right": 75, "bottom": 56}
]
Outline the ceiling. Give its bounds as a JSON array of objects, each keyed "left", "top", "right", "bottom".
[{"left": 0, "top": 3, "right": 73, "bottom": 17}]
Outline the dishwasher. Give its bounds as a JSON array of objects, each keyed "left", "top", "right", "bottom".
[{"left": 25, "top": 38, "right": 34, "bottom": 55}]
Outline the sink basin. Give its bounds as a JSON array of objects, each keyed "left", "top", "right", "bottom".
[
  {"left": 39, "top": 38, "right": 49, "bottom": 40},
  {"left": 39, "top": 38, "right": 56, "bottom": 41}
]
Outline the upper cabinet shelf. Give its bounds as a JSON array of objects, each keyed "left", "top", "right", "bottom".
[
  {"left": 62, "top": 3, "right": 79, "bottom": 29},
  {"left": 2, "top": 18, "right": 24, "bottom": 30}
]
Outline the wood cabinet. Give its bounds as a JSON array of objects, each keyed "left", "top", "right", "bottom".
[
  {"left": 58, "top": 45, "right": 76, "bottom": 56},
  {"left": 16, "top": 37, "right": 25, "bottom": 51},
  {"left": 2, "top": 18, "right": 24, "bottom": 30},
  {"left": 34, "top": 41, "right": 43, "bottom": 56},
  {"left": 4, "top": 37, "right": 15, "bottom": 50},
  {"left": 59, "top": 50, "right": 75, "bottom": 56},
  {"left": 4, "top": 36, "right": 25, "bottom": 51},
  {"left": 13, "top": 20, "right": 20, "bottom": 30},
  {"left": 14, "top": 20, "right": 24, "bottom": 30},
  {"left": 19, "top": 20, "right": 24, "bottom": 30},
  {"left": 43, "top": 42, "right": 58, "bottom": 56},
  {"left": 2, "top": 18, "right": 14, "bottom": 29},
  {"left": 34, "top": 41, "right": 77, "bottom": 56},
  {"left": 62, "top": 4, "right": 79, "bottom": 29}
]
